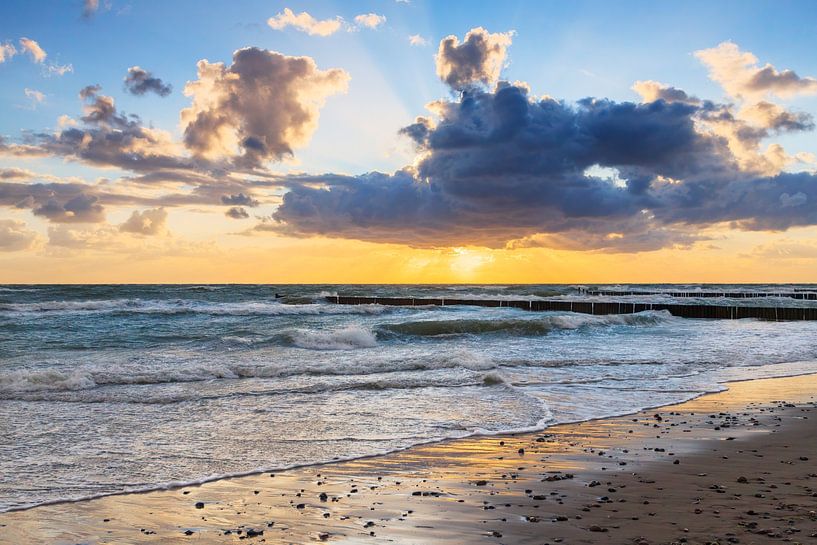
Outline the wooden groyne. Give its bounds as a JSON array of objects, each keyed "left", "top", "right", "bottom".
[
  {"left": 580, "top": 289, "right": 817, "bottom": 300},
  {"left": 326, "top": 296, "right": 817, "bottom": 321}
]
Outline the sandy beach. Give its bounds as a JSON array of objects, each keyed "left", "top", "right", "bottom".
[{"left": 1, "top": 373, "right": 815, "bottom": 544}]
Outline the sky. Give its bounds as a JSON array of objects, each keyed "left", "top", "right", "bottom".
[{"left": 2, "top": 0, "right": 817, "bottom": 283}]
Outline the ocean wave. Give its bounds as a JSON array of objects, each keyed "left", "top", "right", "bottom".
[
  {"left": 0, "top": 348, "right": 497, "bottom": 398},
  {"left": 3, "top": 369, "right": 508, "bottom": 404},
  {"left": 287, "top": 326, "right": 378, "bottom": 350},
  {"left": 379, "top": 310, "right": 672, "bottom": 337},
  {"left": 0, "top": 299, "right": 389, "bottom": 316},
  {"left": 0, "top": 368, "right": 97, "bottom": 393}
]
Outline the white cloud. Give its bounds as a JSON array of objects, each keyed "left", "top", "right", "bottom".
[
  {"left": 409, "top": 34, "right": 428, "bottom": 47},
  {"left": 695, "top": 41, "right": 817, "bottom": 100},
  {"left": 354, "top": 13, "right": 386, "bottom": 29},
  {"left": 267, "top": 8, "right": 389, "bottom": 36},
  {"left": 23, "top": 88, "right": 45, "bottom": 109},
  {"left": 19, "top": 37, "right": 46, "bottom": 63},
  {"left": 267, "top": 8, "right": 344, "bottom": 37},
  {"left": 0, "top": 42, "right": 16, "bottom": 63},
  {"left": 46, "top": 63, "right": 73, "bottom": 76},
  {"left": 57, "top": 114, "right": 78, "bottom": 128}
]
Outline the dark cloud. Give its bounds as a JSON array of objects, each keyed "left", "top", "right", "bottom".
[
  {"left": 747, "top": 65, "right": 817, "bottom": 96},
  {"left": 272, "top": 82, "right": 817, "bottom": 251},
  {"left": 0, "top": 48, "right": 347, "bottom": 221},
  {"left": 1, "top": 85, "right": 196, "bottom": 173},
  {"left": 33, "top": 193, "right": 105, "bottom": 223},
  {"left": 124, "top": 66, "right": 172, "bottom": 97},
  {"left": 221, "top": 192, "right": 260, "bottom": 207},
  {"left": 225, "top": 206, "right": 250, "bottom": 219},
  {"left": 181, "top": 47, "right": 349, "bottom": 168},
  {"left": 0, "top": 181, "right": 225, "bottom": 222},
  {"left": 435, "top": 27, "right": 512, "bottom": 91}
]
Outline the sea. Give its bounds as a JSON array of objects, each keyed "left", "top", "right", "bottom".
[{"left": 1, "top": 284, "right": 817, "bottom": 512}]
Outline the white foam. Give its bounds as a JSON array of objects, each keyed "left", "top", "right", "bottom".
[
  {"left": 0, "top": 368, "right": 97, "bottom": 392},
  {"left": 289, "top": 326, "right": 378, "bottom": 350}
]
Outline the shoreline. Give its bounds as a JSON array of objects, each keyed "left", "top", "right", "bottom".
[
  {"left": 0, "top": 372, "right": 731, "bottom": 515},
  {"left": 7, "top": 364, "right": 817, "bottom": 516},
  {"left": 1, "top": 373, "right": 816, "bottom": 543}
]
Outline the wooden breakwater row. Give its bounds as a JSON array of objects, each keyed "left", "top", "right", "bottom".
[
  {"left": 326, "top": 296, "right": 817, "bottom": 321},
  {"left": 580, "top": 289, "right": 817, "bottom": 300}
]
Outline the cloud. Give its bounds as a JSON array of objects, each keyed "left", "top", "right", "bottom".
[
  {"left": 0, "top": 38, "right": 69, "bottom": 74},
  {"left": 46, "top": 224, "right": 213, "bottom": 257},
  {"left": 632, "top": 80, "right": 700, "bottom": 105},
  {"left": 46, "top": 63, "right": 73, "bottom": 76},
  {"left": 686, "top": 42, "right": 817, "bottom": 176},
  {"left": 695, "top": 41, "right": 817, "bottom": 100},
  {"left": 0, "top": 178, "right": 255, "bottom": 223},
  {"left": 181, "top": 47, "right": 349, "bottom": 168},
  {"left": 0, "top": 42, "right": 16, "bottom": 63},
  {"left": 22, "top": 88, "right": 45, "bottom": 110},
  {"left": 0, "top": 168, "right": 35, "bottom": 180},
  {"left": 0, "top": 219, "right": 38, "bottom": 251},
  {"left": 272, "top": 74, "right": 817, "bottom": 251},
  {"left": 354, "top": 13, "right": 386, "bottom": 29},
  {"left": 3, "top": 38, "right": 816, "bottom": 255},
  {"left": 267, "top": 8, "right": 388, "bottom": 35},
  {"left": 33, "top": 192, "right": 106, "bottom": 223},
  {"left": 225, "top": 206, "right": 250, "bottom": 219},
  {"left": 57, "top": 114, "right": 78, "bottom": 128},
  {"left": 124, "top": 66, "right": 172, "bottom": 96},
  {"left": 19, "top": 38, "right": 46, "bottom": 63},
  {"left": 1, "top": 85, "right": 194, "bottom": 172},
  {"left": 435, "top": 27, "right": 513, "bottom": 91},
  {"left": 119, "top": 207, "right": 168, "bottom": 235},
  {"left": 47, "top": 224, "right": 118, "bottom": 251},
  {"left": 739, "top": 101, "right": 813, "bottom": 132},
  {"left": 221, "top": 192, "right": 259, "bottom": 207},
  {"left": 2, "top": 47, "right": 347, "bottom": 188},
  {"left": 409, "top": 34, "right": 428, "bottom": 47},
  {"left": 267, "top": 8, "right": 344, "bottom": 36},
  {"left": 83, "top": 0, "right": 100, "bottom": 18},
  {"left": 638, "top": 44, "right": 817, "bottom": 178}
]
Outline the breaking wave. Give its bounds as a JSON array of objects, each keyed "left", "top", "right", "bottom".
[
  {"left": 379, "top": 310, "right": 672, "bottom": 337},
  {"left": 0, "top": 348, "right": 497, "bottom": 399},
  {"left": 288, "top": 326, "right": 378, "bottom": 350}
]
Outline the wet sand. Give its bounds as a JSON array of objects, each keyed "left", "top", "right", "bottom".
[{"left": 1, "top": 373, "right": 816, "bottom": 544}]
